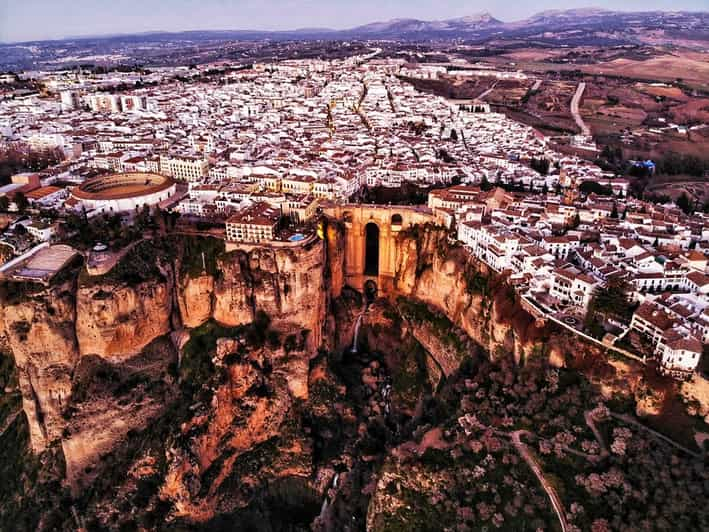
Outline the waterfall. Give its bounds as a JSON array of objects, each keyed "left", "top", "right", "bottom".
[
  {"left": 350, "top": 312, "right": 364, "bottom": 354},
  {"left": 319, "top": 473, "right": 341, "bottom": 520}
]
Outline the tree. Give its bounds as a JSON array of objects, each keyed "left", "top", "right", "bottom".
[
  {"left": 13, "top": 192, "right": 28, "bottom": 213},
  {"left": 570, "top": 213, "right": 581, "bottom": 229},
  {"left": 0, "top": 144, "right": 64, "bottom": 185},
  {"left": 579, "top": 181, "right": 613, "bottom": 196},
  {"left": 530, "top": 158, "right": 550, "bottom": 176},
  {"left": 480, "top": 175, "right": 492, "bottom": 192},
  {"left": 655, "top": 152, "right": 708, "bottom": 177},
  {"left": 676, "top": 192, "right": 693, "bottom": 215},
  {"left": 587, "top": 277, "right": 634, "bottom": 325}
]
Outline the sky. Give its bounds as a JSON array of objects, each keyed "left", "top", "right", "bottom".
[{"left": 1, "top": 0, "right": 707, "bottom": 43}]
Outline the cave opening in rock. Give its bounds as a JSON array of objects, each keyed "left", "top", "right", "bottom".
[{"left": 364, "top": 222, "right": 379, "bottom": 277}]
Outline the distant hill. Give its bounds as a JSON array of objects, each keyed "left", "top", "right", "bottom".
[
  {"left": 349, "top": 12, "right": 503, "bottom": 36},
  {"left": 5, "top": 8, "right": 708, "bottom": 44},
  {"left": 1, "top": 8, "right": 707, "bottom": 70}
]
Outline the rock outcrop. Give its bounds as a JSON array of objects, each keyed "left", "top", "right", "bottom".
[
  {"left": 212, "top": 243, "right": 327, "bottom": 350},
  {"left": 177, "top": 240, "right": 328, "bottom": 352},
  {"left": 0, "top": 235, "right": 328, "bottom": 478},
  {"left": 162, "top": 339, "right": 313, "bottom": 521},
  {"left": 76, "top": 281, "right": 172, "bottom": 361},
  {"left": 177, "top": 274, "right": 215, "bottom": 328},
  {"left": 62, "top": 338, "right": 177, "bottom": 489},
  {"left": 1, "top": 281, "right": 78, "bottom": 452},
  {"left": 390, "top": 226, "right": 544, "bottom": 366},
  {"left": 323, "top": 222, "right": 549, "bottom": 373}
]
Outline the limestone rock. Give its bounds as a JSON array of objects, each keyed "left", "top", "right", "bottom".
[
  {"left": 1, "top": 282, "right": 78, "bottom": 452},
  {"left": 76, "top": 281, "right": 171, "bottom": 361},
  {"left": 178, "top": 274, "right": 215, "bottom": 328}
]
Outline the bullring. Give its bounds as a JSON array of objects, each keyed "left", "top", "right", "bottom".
[{"left": 70, "top": 172, "right": 177, "bottom": 214}]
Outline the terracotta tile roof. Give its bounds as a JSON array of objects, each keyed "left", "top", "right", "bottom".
[{"left": 634, "top": 302, "right": 676, "bottom": 331}]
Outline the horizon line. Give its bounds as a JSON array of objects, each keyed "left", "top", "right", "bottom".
[{"left": 3, "top": 7, "right": 707, "bottom": 46}]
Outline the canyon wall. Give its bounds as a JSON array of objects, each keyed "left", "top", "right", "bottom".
[
  {"left": 2, "top": 222, "right": 523, "bottom": 466},
  {"left": 1, "top": 281, "right": 78, "bottom": 452},
  {"left": 325, "top": 221, "right": 554, "bottom": 375},
  {"left": 0, "top": 236, "right": 329, "bottom": 490},
  {"left": 2, "top": 223, "right": 697, "bottom": 528},
  {"left": 76, "top": 281, "right": 172, "bottom": 361},
  {"left": 180, "top": 240, "right": 328, "bottom": 351},
  {"left": 0, "top": 224, "right": 628, "bottom": 497},
  {"left": 391, "top": 225, "right": 547, "bottom": 367},
  {"left": 161, "top": 339, "right": 312, "bottom": 522}
]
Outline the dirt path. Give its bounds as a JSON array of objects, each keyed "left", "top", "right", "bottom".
[
  {"left": 477, "top": 81, "right": 498, "bottom": 101},
  {"left": 584, "top": 410, "right": 610, "bottom": 458},
  {"left": 511, "top": 430, "right": 570, "bottom": 532},
  {"left": 610, "top": 412, "right": 703, "bottom": 458}
]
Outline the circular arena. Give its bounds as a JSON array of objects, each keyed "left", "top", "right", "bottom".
[{"left": 70, "top": 172, "right": 177, "bottom": 214}]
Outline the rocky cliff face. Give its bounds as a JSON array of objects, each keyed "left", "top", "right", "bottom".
[
  {"left": 319, "top": 223, "right": 550, "bottom": 377},
  {"left": 0, "top": 281, "right": 78, "bottom": 453},
  {"left": 361, "top": 224, "right": 688, "bottom": 419},
  {"left": 211, "top": 243, "right": 327, "bottom": 350},
  {"left": 178, "top": 274, "right": 214, "bottom": 328},
  {"left": 0, "top": 236, "right": 329, "bottom": 491},
  {"left": 62, "top": 338, "right": 177, "bottom": 490},
  {"left": 175, "top": 239, "right": 328, "bottom": 352},
  {"left": 161, "top": 338, "right": 312, "bottom": 522},
  {"left": 76, "top": 281, "right": 172, "bottom": 361},
  {"left": 324, "top": 221, "right": 658, "bottom": 412}
]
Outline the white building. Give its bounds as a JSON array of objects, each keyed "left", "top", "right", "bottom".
[{"left": 549, "top": 268, "right": 598, "bottom": 311}]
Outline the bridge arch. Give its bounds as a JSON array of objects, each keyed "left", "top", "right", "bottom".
[
  {"left": 364, "top": 222, "right": 380, "bottom": 276},
  {"left": 322, "top": 204, "right": 443, "bottom": 296}
]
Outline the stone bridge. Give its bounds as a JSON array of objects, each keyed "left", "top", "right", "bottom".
[{"left": 323, "top": 204, "right": 443, "bottom": 295}]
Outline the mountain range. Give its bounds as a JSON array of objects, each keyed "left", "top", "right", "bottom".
[
  {"left": 1, "top": 8, "right": 707, "bottom": 71},
  {"left": 4, "top": 7, "right": 709, "bottom": 44}
]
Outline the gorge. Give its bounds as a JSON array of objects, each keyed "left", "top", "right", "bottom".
[{"left": 0, "top": 215, "right": 707, "bottom": 531}]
